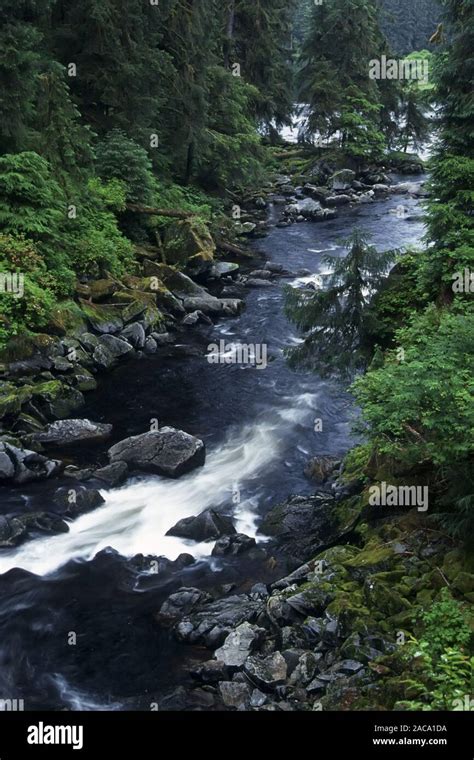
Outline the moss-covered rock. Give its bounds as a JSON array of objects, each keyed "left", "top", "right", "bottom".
[
  {"left": 79, "top": 301, "right": 124, "bottom": 335},
  {"left": 163, "top": 219, "right": 215, "bottom": 266},
  {"left": 47, "top": 301, "right": 88, "bottom": 337}
]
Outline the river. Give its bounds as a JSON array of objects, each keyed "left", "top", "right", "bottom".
[{"left": 0, "top": 180, "right": 426, "bottom": 710}]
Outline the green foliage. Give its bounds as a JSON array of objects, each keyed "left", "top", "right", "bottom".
[
  {"left": 0, "top": 234, "right": 57, "bottom": 348},
  {"left": 285, "top": 231, "right": 396, "bottom": 376},
  {"left": 95, "top": 130, "right": 155, "bottom": 206},
  {"left": 34, "top": 60, "right": 94, "bottom": 187},
  {"left": 0, "top": 151, "right": 74, "bottom": 295},
  {"left": 67, "top": 179, "right": 134, "bottom": 278},
  {"left": 352, "top": 307, "right": 474, "bottom": 468},
  {"left": 420, "top": 588, "right": 472, "bottom": 659},
  {"left": 197, "top": 67, "right": 265, "bottom": 192},
  {"left": 397, "top": 591, "right": 473, "bottom": 710},
  {"left": 298, "top": 0, "right": 393, "bottom": 153},
  {"left": 0, "top": 21, "right": 41, "bottom": 152}
]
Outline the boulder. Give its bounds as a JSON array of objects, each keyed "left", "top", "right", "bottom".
[
  {"left": 304, "top": 455, "right": 340, "bottom": 483},
  {"left": 219, "top": 682, "right": 251, "bottom": 710},
  {"left": 0, "top": 442, "right": 63, "bottom": 485},
  {"left": 120, "top": 323, "right": 146, "bottom": 350},
  {"left": 93, "top": 335, "right": 134, "bottom": 370},
  {"left": 214, "top": 622, "right": 264, "bottom": 667},
  {"left": 53, "top": 487, "right": 105, "bottom": 515},
  {"left": 244, "top": 652, "right": 288, "bottom": 691},
  {"left": 163, "top": 219, "right": 215, "bottom": 267},
  {"left": 166, "top": 509, "right": 236, "bottom": 541},
  {"left": 325, "top": 194, "right": 352, "bottom": 206},
  {"left": 157, "top": 587, "right": 212, "bottom": 622},
  {"left": 173, "top": 594, "right": 266, "bottom": 648},
  {"left": 212, "top": 533, "right": 257, "bottom": 557},
  {"left": 144, "top": 336, "right": 158, "bottom": 354},
  {"left": 328, "top": 169, "right": 356, "bottom": 191},
  {"left": 209, "top": 262, "right": 239, "bottom": 279},
  {"left": 108, "top": 427, "right": 205, "bottom": 478},
  {"left": 79, "top": 301, "right": 124, "bottom": 335},
  {"left": 30, "top": 419, "right": 113, "bottom": 447},
  {"left": 259, "top": 492, "right": 339, "bottom": 563},
  {"left": 94, "top": 461, "right": 129, "bottom": 487}
]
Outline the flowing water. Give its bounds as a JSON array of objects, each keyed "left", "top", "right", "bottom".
[{"left": 0, "top": 183, "right": 426, "bottom": 710}]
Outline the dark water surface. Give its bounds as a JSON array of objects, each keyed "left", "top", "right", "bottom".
[{"left": 0, "top": 184, "right": 426, "bottom": 709}]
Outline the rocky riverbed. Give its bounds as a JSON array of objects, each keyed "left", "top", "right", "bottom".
[{"left": 0, "top": 154, "right": 458, "bottom": 712}]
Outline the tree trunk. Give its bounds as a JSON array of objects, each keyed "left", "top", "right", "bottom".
[
  {"left": 126, "top": 204, "right": 194, "bottom": 219},
  {"left": 223, "top": 0, "right": 236, "bottom": 68}
]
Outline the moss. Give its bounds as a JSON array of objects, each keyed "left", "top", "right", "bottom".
[
  {"left": 341, "top": 444, "right": 372, "bottom": 483},
  {"left": 163, "top": 219, "right": 215, "bottom": 266},
  {"left": 343, "top": 539, "right": 394, "bottom": 570},
  {"left": 47, "top": 301, "right": 88, "bottom": 338}
]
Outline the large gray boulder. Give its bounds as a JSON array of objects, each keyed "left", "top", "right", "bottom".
[
  {"left": 328, "top": 169, "right": 356, "bottom": 191},
  {"left": 30, "top": 419, "right": 113, "bottom": 447},
  {"left": 120, "top": 322, "right": 146, "bottom": 349},
  {"left": 166, "top": 509, "right": 236, "bottom": 541},
  {"left": 108, "top": 427, "right": 205, "bottom": 478}
]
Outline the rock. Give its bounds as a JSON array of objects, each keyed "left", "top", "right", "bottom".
[
  {"left": 209, "top": 262, "right": 239, "bottom": 279},
  {"left": 325, "top": 194, "right": 352, "bottom": 206},
  {"left": 244, "top": 652, "right": 288, "bottom": 691},
  {"left": 182, "top": 310, "right": 212, "bottom": 326},
  {"left": 234, "top": 222, "right": 257, "bottom": 236},
  {"left": 108, "top": 427, "right": 205, "bottom": 478},
  {"left": 31, "top": 381, "right": 84, "bottom": 420},
  {"left": 0, "top": 515, "right": 27, "bottom": 547},
  {"left": 94, "top": 461, "right": 128, "bottom": 487},
  {"left": 289, "top": 652, "right": 321, "bottom": 687},
  {"left": 53, "top": 487, "right": 105, "bottom": 515},
  {"left": 0, "top": 442, "right": 63, "bottom": 485},
  {"left": 79, "top": 301, "right": 124, "bottom": 335},
  {"left": 173, "top": 594, "right": 265, "bottom": 648},
  {"left": 248, "top": 270, "right": 273, "bottom": 280},
  {"left": 259, "top": 492, "right": 338, "bottom": 562},
  {"left": 120, "top": 323, "right": 146, "bottom": 350},
  {"left": 144, "top": 336, "right": 158, "bottom": 354},
  {"left": 212, "top": 533, "right": 257, "bottom": 557},
  {"left": 328, "top": 169, "right": 356, "bottom": 191},
  {"left": 158, "top": 587, "right": 212, "bottom": 622},
  {"left": 0, "top": 448, "right": 15, "bottom": 479},
  {"left": 90, "top": 336, "right": 132, "bottom": 371},
  {"left": 304, "top": 455, "right": 340, "bottom": 483},
  {"left": 163, "top": 219, "right": 215, "bottom": 266},
  {"left": 274, "top": 174, "right": 292, "bottom": 186},
  {"left": 219, "top": 682, "right": 251, "bottom": 709},
  {"left": 151, "top": 332, "right": 174, "bottom": 346},
  {"left": 303, "top": 185, "right": 331, "bottom": 203},
  {"left": 182, "top": 295, "right": 244, "bottom": 317},
  {"left": 214, "top": 622, "right": 264, "bottom": 668},
  {"left": 372, "top": 183, "right": 391, "bottom": 194},
  {"left": 30, "top": 419, "right": 113, "bottom": 447},
  {"left": 190, "top": 660, "right": 229, "bottom": 684},
  {"left": 245, "top": 278, "right": 274, "bottom": 288},
  {"left": 250, "top": 689, "right": 268, "bottom": 708},
  {"left": 166, "top": 509, "right": 236, "bottom": 541},
  {"left": 264, "top": 262, "right": 284, "bottom": 273},
  {"left": 16, "top": 511, "right": 69, "bottom": 537}
]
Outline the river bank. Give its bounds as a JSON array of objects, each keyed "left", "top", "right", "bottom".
[{"left": 1, "top": 152, "right": 464, "bottom": 712}]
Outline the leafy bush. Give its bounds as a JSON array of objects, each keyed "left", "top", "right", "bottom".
[
  {"left": 95, "top": 130, "right": 155, "bottom": 205},
  {"left": 352, "top": 306, "right": 474, "bottom": 469},
  {"left": 0, "top": 234, "right": 57, "bottom": 348},
  {"left": 67, "top": 178, "right": 135, "bottom": 278},
  {"left": 0, "top": 151, "right": 75, "bottom": 295}
]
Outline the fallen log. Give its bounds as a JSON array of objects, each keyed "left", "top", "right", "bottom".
[{"left": 126, "top": 204, "right": 194, "bottom": 219}]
